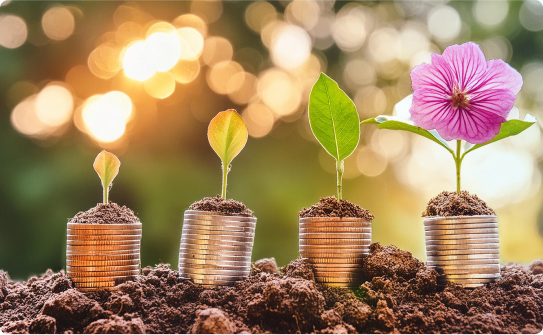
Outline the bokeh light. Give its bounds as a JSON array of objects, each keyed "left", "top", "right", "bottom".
[
  {"left": 144, "top": 71, "right": 176, "bottom": 99},
  {"left": 519, "top": 0, "right": 543, "bottom": 32},
  {"left": 0, "top": 14, "right": 27, "bottom": 49},
  {"left": 170, "top": 59, "right": 200, "bottom": 84},
  {"left": 145, "top": 32, "right": 182, "bottom": 72},
  {"left": 245, "top": 1, "right": 277, "bottom": 33},
  {"left": 122, "top": 41, "right": 156, "bottom": 81},
  {"left": 191, "top": 0, "right": 223, "bottom": 24},
  {"left": 473, "top": 0, "right": 509, "bottom": 28},
  {"left": 41, "top": 6, "right": 75, "bottom": 41},
  {"left": 35, "top": 84, "right": 74, "bottom": 127},
  {"left": 242, "top": 103, "right": 275, "bottom": 138},
  {"left": 271, "top": 24, "right": 312, "bottom": 69},
  {"left": 177, "top": 27, "right": 204, "bottom": 60},
  {"left": 427, "top": 5, "right": 461, "bottom": 42},
  {"left": 82, "top": 92, "right": 133, "bottom": 143}
]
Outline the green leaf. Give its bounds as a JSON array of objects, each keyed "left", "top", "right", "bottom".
[
  {"left": 360, "top": 115, "right": 454, "bottom": 154},
  {"left": 464, "top": 114, "right": 537, "bottom": 155},
  {"left": 207, "top": 109, "right": 248, "bottom": 166},
  {"left": 308, "top": 73, "right": 360, "bottom": 161},
  {"left": 93, "top": 150, "right": 121, "bottom": 204}
]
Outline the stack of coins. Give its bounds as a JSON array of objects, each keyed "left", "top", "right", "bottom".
[
  {"left": 299, "top": 217, "right": 372, "bottom": 288},
  {"left": 66, "top": 223, "right": 142, "bottom": 292},
  {"left": 179, "top": 210, "right": 256, "bottom": 287},
  {"left": 424, "top": 215, "right": 500, "bottom": 288}
]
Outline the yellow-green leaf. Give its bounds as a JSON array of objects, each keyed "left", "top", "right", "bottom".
[
  {"left": 207, "top": 109, "right": 248, "bottom": 166},
  {"left": 93, "top": 150, "right": 121, "bottom": 204}
]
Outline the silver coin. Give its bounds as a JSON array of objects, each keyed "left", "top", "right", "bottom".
[
  {"left": 425, "top": 243, "right": 500, "bottom": 250},
  {"left": 184, "top": 211, "right": 256, "bottom": 222},
  {"left": 67, "top": 234, "right": 141, "bottom": 241},
  {"left": 185, "top": 276, "right": 244, "bottom": 284},
  {"left": 299, "top": 238, "right": 372, "bottom": 246},
  {"left": 299, "top": 233, "right": 372, "bottom": 239},
  {"left": 179, "top": 258, "right": 251, "bottom": 267},
  {"left": 439, "top": 273, "right": 500, "bottom": 279},
  {"left": 181, "top": 236, "right": 253, "bottom": 247},
  {"left": 181, "top": 233, "right": 254, "bottom": 243},
  {"left": 426, "top": 238, "right": 500, "bottom": 245},
  {"left": 426, "top": 248, "right": 499, "bottom": 255},
  {"left": 179, "top": 247, "right": 252, "bottom": 257},
  {"left": 437, "top": 277, "right": 499, "bottom": 283},
  {"left": 182, "top": 227, "right": 255, "bottom": 237},
  {"left": 307, "top": 257, "right": 363, "bottom": 264},
  {"left": 299, "top": 217, "right": 371, "bottom": 223},
  {"left": 424, "top": 228, "right": 498, "bottom": 236},
  {"left": 299, "top": 221, "right": 371, "bottom": 228},
  {"left": 433, "top": 268, "right": 500, "bottom": 276},
  {"left": 300, "top": 227, "right": 372, "bottom": 234},
  {"left": 67, "top": 254, "right": 140, "bottom": 261},
  {"left": 180, "top": 269, "right": 249, "bottom": 278},
  {"left": 180, "top": 243, "right": 253, "bottom": 252},
  {"left": 427, "top": 259, "right": 500, "bottom": 266},
  {"left": 427, "top": 253, "right": 499, "bottom": 261},
  {"left": 183, "top": 222, "right": 256, "bottom": 232},
  {"left": 424, "top": 215, "right": 497, "bottom": 224},
  {"left": 179, "top": 264, "right": 250, "bottom": 273},
  {"left": 424, "top": 223, "right": 498, "bottom": 231},
  {"left": 180, "top": 252, "right": 251, "bottom": 261},
  {"left": 424, "top": 233, "right": 499, "bottom": 240}
]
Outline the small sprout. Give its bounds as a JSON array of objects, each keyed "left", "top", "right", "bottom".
[
  {"left": 207, "top": 109, "right": 248, "bottom": 199},
  {"left": 93, "top": 150, "right": 121, "bottom": 204},
  {"left": 308, "top": 73, "right": 360, "bottom": 200}
]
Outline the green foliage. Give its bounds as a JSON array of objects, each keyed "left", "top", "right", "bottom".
[{"left": 309, "top": 73, "right": 360, "bottom": 199}]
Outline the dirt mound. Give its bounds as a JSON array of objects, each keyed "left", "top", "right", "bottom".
[
  {"left": 423, "top": 191, "right": 496, "bottom": 217},
  {"left": 299, "top": 196, "right": 374, "bottom": 220},
  {"left": 188, "top": 195, "right": 254, "bottom": 217},
  {"left": 1, "top": 243, "right": 541, "bottom": 334},
  {"left": 70, "top": 203, "right": 140, "bottom": 224}
]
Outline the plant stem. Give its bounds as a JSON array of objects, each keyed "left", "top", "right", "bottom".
[
  {"left": 103, "top": 184, "right": 108, "bottom": 204},
  {"left": 455, "top": 140, "right": 462, "bottom": 194},
  {"left": 336, "top": 159, "right": 344, "bottom": 200},
  {"left": 221, "top": 162, "right": 230, "bottom": 199}
]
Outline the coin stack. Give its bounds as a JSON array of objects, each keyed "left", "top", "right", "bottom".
[
  {"left": 179, "top": 210, "right": 256, "bottom": 287},
  {"left": 424, "top": 215, "right": 500, "bottom": 288},
  {"left": 66, "top": 223, "right": 142, "bottom": 292},
  {"left": 299, "top": 217, "right": 372, "bottom": 288}
]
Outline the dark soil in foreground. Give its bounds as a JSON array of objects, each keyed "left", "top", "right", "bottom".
[
  {"left": 188, "top": 195, "right": 254, "bottom": 217},
  {"left": 423, "top": 191, "right": 496, "bottom": 217},
  {"left": 299, "top": 197, "right": 375, "bottom": 220},
  {"left": 1, "top": 243, "right": 542, "bottom": 334},
  {"left": 70, "top": 203, "right": 140, "bottom": 224}
]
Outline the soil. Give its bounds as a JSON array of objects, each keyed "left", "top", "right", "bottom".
[
  {"left": 423, "top": 191, "right": 496, "bottom": 217},
  {"left": 299, "top": 196, "right": 375, "bottom": 220},
  {"left": 2, "top": 243, "right": 541, "bottom": 334},
  {"left": 69, "top": 203, "right": 140, "bottom": 224},
  {"left": 188, "top": 195, "right": 254, "bottom": 217}
]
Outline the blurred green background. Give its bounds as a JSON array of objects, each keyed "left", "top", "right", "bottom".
[{"left": 1, "top": 0, "right": 542, "bottom": 280}]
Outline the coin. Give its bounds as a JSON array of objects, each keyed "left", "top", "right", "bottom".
[
  {"left": 181, "top": 233, "right": 254, "bottom": 243},
  {"left": 180, "top": 253, "right": 251, "bottom": 262},
  {"left": 437, "top": 277, "right": 499, "bottom": 283},
  {"left": 323, "top": 282, "right": 360, "bottom": 288},
  {"left": 424, "top": 234, "right": 499, "bottom": 241},
  {"left": 67, "top": 240, "right": 141, "bottom": 246},
  {"left": 299, "top": 221, "right": 371, "bottom": 228},
  {"left": 184, "top": 213, "right": 256, "bottom": 223},
  {"left": 67, "top": 265, "right": 140, "bottom": 272},
  {"left": 70, "top": 275, "right": 133, "bottom": 282},
  {"left": 426, "top": 238, "right": 500, "bottom": 245},
  {"left": 179, "top": 258, "right": 251, "bottom": 267},
  {"left": 427, "top": 259, "right": 499, "bottom": 266},
  {"left": 67, "top": 244, "right": 141, "bottom": 251},
  {"left": 424, "top": 228, "right": 498, "bottom": 236},
  {"left": 312, "top": 263, "right": 361, "bottom": 268},
  {"left": 181, "top": 271, "right": 248, "bottom": 280},
  {"left": 433, "top": 269, "right": 500, "bottom": 276},
  {"left": 179, "top": 248, "right": 252, "bottom": 257},
  {"left": 67, "top": 223, "right": 142, "bottom": 229},
  {"left": 424, "top": 224, "right": 498, "bottom": 232},
  {"left": 300, "top": 252, "right": 367, "bottom": 259},
  {"left": 300, "top": 227, "right": 372, "bottom": 234},
  {"left": 67, "top": 234, "right": 142, "bottom": 241},
  {"left": 67, "top": 259, "right": 140, "bottom": 266},
  {"left": 74, "top": 281, "right": 116, "bottom": 288},
  {"left": 180, "top": 243, "right": 253, "bottom": 252},
  {"left": 426, "top": 248, "right": 499, "bottom": 256},
  {"left": 299, "top": 238, "right": 372, "bottom": 245},
  {"left": 300, "top": 247, "right": 369, "bottom": 255},
  {"left": 427, "top": 253, "right": 499, "bottom": 261},
  {"left": 66, "top": 270, "right": 139, "bottom": 277},
  {"left": 183, "top": 222, "right": 255, "bottom": 231},
  {"left": 299, "top": 233, "right": 372, "bottom": 239},
  {"left": 67, "top": 229, "right": 142, "bottom": 235},
  {"left": 182, "top": 228, "right": 254, "bottom": 237},
  {"left": 425, "top": 243, "right": 499, "bottom": 250},
  {"left": 179, "top": 265, "right": 250, "bottom": 273},
  {"left": 439, "top": 273, "right": 500, "bottom": 279},
  {"left": 299, "top": 217, "right": 371, "bottom": 223},
  {"left": 180, "top": 237, "right": 253, "bottom": 247},
  {"left": 315, "top": 277, "right": 361, "bottom": 283},
  {"left": 307, "top": 257, "right": 363, "bottom": 264},
  {"left": 67, "top": 254, "right": 140, "bottom": 261},
  {"left": 187, "top": 278, "right": 242, "bottom": 286},
  {"left": 423, "top": 215, "right": 497, "bottom": 224}
]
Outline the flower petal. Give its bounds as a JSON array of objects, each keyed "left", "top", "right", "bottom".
[
  {"left": 443, "top": 107, "right": 505, "bottom": 143},
  {"left": 410, "top": 89, "right": 454, "bottom": 130},
  {"left": 469, "top": 88, "right": 516, "bottom": 119},
  {"left": 442, "top": 42, "right": 487, "bottom": 92},
  {"left": 411, "top": 53, "right": 455, "bottom": 95},
  {"left": 468, "top": 59, "right": 523, "bottom": 95}
]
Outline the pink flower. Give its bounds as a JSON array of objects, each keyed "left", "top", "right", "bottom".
[{"left": 410, "top": 42, "right": 523, "bottom": 144}]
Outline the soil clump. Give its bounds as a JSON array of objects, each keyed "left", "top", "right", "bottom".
[
  {"left": 423, "top": 191, "right": 496, "bottom": 217},
  {"left": 299, "top": 196, "right": 375, "bottom": 220},
  {"left": 188, "top": 195, "right": 254, "bottom": 217},
  {"left": 69, "top": 203, "right": 139, "bottom": 224},
  {"left": 1, "top": 243, "right": 541, "bottom": 334}
]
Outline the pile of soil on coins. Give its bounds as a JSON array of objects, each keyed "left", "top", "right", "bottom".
[
  {"left": 1, "top": 243, "right": 541, "bottom": 334},
  {"left": 69, "top": 203, "right": 140, "bottom": 224},
  {"left": 423, "top": 191, "right": 496, "bottom": 217},
  {"left": 188, "top": 195, "right": 254, "bottom": 217},
  {"left": 299, "top": 196, "right": 375, "bottom": 220}
]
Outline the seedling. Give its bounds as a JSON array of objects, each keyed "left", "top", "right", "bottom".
[
  {"left": 361, "top": 42, "right": 536, "bottom": 194},
  {"left": 93, "top": 150, "right": 121, "bottom": 204},
  {"left": 308, "top": 73, "right": 360, "bottom": 200},
  {"left": 208, "top": 109, "right": 248, "bottom": 199}
]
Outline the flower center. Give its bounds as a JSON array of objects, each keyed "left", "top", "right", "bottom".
[{"left": 451, "top": 88, "right": 469, "bottom": 108}]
